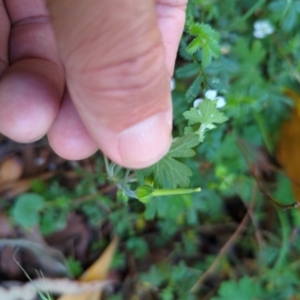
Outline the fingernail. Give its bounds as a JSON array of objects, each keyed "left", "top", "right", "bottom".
[{"left": 118, "top": 112, "right": 172, "bottom": 169}]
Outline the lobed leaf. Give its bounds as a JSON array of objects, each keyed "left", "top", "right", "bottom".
[
  {"left": 176, "top": 62, "right": 199, "bottom": 79},
  {"left": 153, "top": 156, "right": 193, "bottom": 188},
  {"left": 184, "top": 100, "right": 228, "bottom": 125},
  {"left": 169, "top": 134, "right": 199, "bottom": 158},
  {"left": 136, "top": 135, "right": 199, "bottom": 189}
]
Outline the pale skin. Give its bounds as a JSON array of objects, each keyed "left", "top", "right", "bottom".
[{"left": 0, "top": 0, "right": 187, "bottom": 169}]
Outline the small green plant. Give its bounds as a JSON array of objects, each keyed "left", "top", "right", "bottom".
[
  {"left": 212, "top": 276, "right": 263, "bottom": 300},
  {"left": 140, "top": 261, "right": 200, "bottom": 300},
  {"left": 66, "top": 257, "right": 83, "bottom": 278},
  {"left": 11, "top": 193, "right": 45, "bottom": 229},
  {"left": 104, "top": 99, "right": 228, "bottom": 204}
]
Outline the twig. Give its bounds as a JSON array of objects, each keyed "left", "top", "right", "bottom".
[{"left": 190, "top": 183, "right": 257, "bottom": 294}]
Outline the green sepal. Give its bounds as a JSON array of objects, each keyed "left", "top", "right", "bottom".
[{"left": 135, "top": 185, "right": 154, "bottom": 204}]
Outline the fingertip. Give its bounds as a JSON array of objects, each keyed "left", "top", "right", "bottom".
[
  {"left": 48, "top": 130, "right": 98, "bottom": 161},
  {"left": 0, "top": 60, "right": 63, "bottom": 143},
  {"left": 47, "top": 92, "right": 98, "bottom": 160},
  {"left": 117, "top": 112, "right": 172, "bottom": 169}
]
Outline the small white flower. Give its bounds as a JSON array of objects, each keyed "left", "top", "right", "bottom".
[
  {"left": 170, "top": 78, "right": 175, "bottom": 91},
  {"left": 215, "top": 96, "right": 226, "bottom": 108},
  {"left": 193, "top": 89, "right": 226, "bottom": 108},
  {"left": 253, "top": 20, "right": 274, "bottom": 39},
  {"left": 193, "top": 98, "right": 203, "bottom": 108},
  {"left": 205, "top": 89, "right": 218, "bottom": 100}
]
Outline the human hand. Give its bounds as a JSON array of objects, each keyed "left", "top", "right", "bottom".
[{"left": 0, "top": 0, "right": 187, "bottom": 169}]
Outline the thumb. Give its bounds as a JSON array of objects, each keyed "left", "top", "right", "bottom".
[{"left": 47, "top": 0, "right": 172, "bottom": 169}]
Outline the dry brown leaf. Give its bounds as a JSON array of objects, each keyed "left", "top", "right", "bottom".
[
  {"left": 0, "top": 156, "right": 23, "bottom": 184},
  {"left": 0, "top": 171, "right": 55, "bottom": 199},
  {"left": 80, "top": 236, "right": 119, "bottom": 282},
  {"left": 277, "top": 88, "right": 300, "bottom": 202},
  {"left": 58, "top": 236, "right": 118, "bottom": 300},
  {"left": 0, "top": 179, "right": 32, "bottom": 199}
]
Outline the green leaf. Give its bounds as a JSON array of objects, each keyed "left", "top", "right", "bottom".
[
  {"left": 269, "top": 0, "right": 300, "bottom": 30},
  {"left": 282, "top": 8, "right": 297, "bottom": 31},
  {"left": 161, "top": 285, "right": 173, "bottom": 300},
  {"left": 184, "top": 100, "right": 228, "bottom": 125},
  {"left": 186, "top": 23, "right": 220, "bottom": 67},
  {"left": 40, "top": 210, "right": 67, "bottom": 235},
  {"left": 178, "top": 39, "right": 193, "bottom": 60},
  {"left": 185, "top": 74, "right": 202, "bottom": 102},
  {"left": 141, "top": 265, "right": 165, "bottom": 286},
  {"left": 150, "top": 156, "right": 192, "bottom": 188},
  {"left": 268, "top": 0, "right": 286, "bottom": 11},
  {"left": 137, "top": 134, "right": 200, "bottom": 189},
  {"left": 169, "top": 134, "right": 199, "bottom": 157},
  {"left": 186, "top": 38, "right": 202, "bottom": 55},
  {"left": 66, "top": 257, "right": 83, "bottom": 278},
  {"left": 12, "top": 193, "right": 45, "bottom": 229},
  {"left": 188, "top": 22, "right": 207, "bottom": 35},
  {"left": 212, "top": 277, "right": 262, "bottom": 300},
  {"left": 126, "top": 237, "right": 149, "bottom": 259},
  {"left": 202, "top": 40, "right": 220, "bottom": 67},
  {"left": 183, "top": 100, "right": 228, "bottom": 142},
  {"left": 183, "top": 108, "right": 203, "bottom": 125},
  {"left": 176, "top": 62, "right": 199, "bottom": 79},
  {"left": 197, "top": 100, "right": 228, "bottom": 124}
]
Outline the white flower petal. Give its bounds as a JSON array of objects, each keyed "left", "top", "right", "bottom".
[
  {"left": 254, "top": 20, "right": 263, "bottom": 30},
  {"left": 193, "top": 98, "right": 203, "bottom": 108},
  {"left": 253, "top": 30, "right": 265, "bottom": 39},
  {"left": 254, "top": 20, "right": 268, "bottom": 29},
  {"left": 264, "top": 26, "right": 274, "bottom": 34},
  {"left": 205, "top": 90, "right": 217, "bottom": 100},
  {"left": 170, "top": 78, "right": 175, "bottom": 91},
  {"left": 216, "top": 96, "right": 226, "bottom": 108}
]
